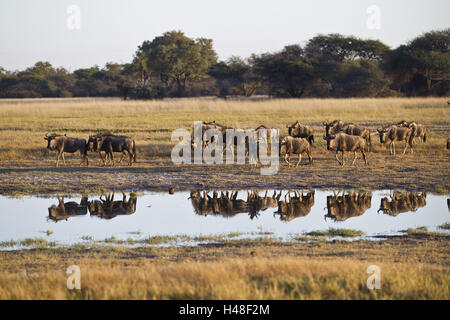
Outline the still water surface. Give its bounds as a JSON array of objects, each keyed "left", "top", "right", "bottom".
[{"left": 0, "top": 190, "right": 448, "bottom": 247}]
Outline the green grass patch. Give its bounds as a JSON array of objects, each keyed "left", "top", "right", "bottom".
[
  {"left": 305, "top": 228, "right": 364, "bottom": 238},
  {"left": 438, "top": 222, "right": 450, "bottom": 230}
]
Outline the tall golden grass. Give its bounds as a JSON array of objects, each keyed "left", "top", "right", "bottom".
[
  {"left": 0, "top": 97, "right": 448, "bottom": 160},
  {"left": 0, "top": 257, "right": 448, "bottom": 299}
]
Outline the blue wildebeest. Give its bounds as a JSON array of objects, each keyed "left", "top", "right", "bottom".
[
  {"left": 377, "top": 125, "right": 414, "bottom": 155},
  {"left": 280, "top": 135, "right": 313, "bottom": 168},
  {"left": 323, "top": 133, "right": 368, "bottom": 166},
  {"left": 287, "top": 121, "right": 314, "bottom": 145},
  {"left": 323, "top": 120, "right": 371, "bottom": 151},
  {"left": 87, "top": 132, "right": 136, "bottom": 166},
  {"left": 397, "top": 121, "right": 427, "bottom": 144},
  {"left": 44, "top": 133, "right": 88, "bottom": 167}
]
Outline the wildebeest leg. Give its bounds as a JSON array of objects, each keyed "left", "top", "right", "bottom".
[
  {"left": 388, "top": 141, "right": 394, "bottom": 155},
  {"left": 118, "top": 152, "right": 125, "bottom": 164},
  {"left": 295, "top": 154, "right": 302, "bottom": 168},
  {"left": 361, "top": 149, "right": 368, "bottom": 165},
  {"left": 284, "top": 153, "right": 289, "bottom": 165},
  {"left": 56, "top": 151, "right": 63, "bottom": 167},
  {"left": 352, "top": 151, "right": 357, "bottom": 166},
  {"left": 99, "top": 152, "right": 107, "bottom": 166},
  {"left": 288, "top": 154, "right": 292, "bottom": 168},
  {"left": 62, "top": 153, "right": 66, "bottom": 166},
  {"left": 128, "top": 150, "right": 133, "bottom": 166},
  {"left": 402, "top": 140, "right": 409, "bottom": 155},
  {"left": 341, "top": 151, "right": 345, "bottom": 166},
  {"left": 335, "top": 151, "right": 342, "bottom": 165},
  {"left": 307, "top": 150, "right": 313, "bottom": 165}
]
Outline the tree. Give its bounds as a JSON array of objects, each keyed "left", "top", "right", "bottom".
[
  {"left": 305, "top": 34, "right": 389, "bottom": 62},
  {"left": 253, "top": 45, "right": 315, "bottom": 97},
  {"left": 384, "top": 29, "right": 449, "bottom": 95},
  {"left": 136, "top": 31, "right": 217, "bottom": 96},
  {"left": 208, "top": 56, "right": 262, "bottom": 97}
]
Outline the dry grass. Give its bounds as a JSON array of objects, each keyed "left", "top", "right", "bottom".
[
  {"left": 0, "top": 97, "right": 448, "bottom": 194},
  {"left": 0, "top": 236, "right": 448, "bottom": 299},
  {"left": 0, "top": 97, "right": 448, "bottom": 160}
]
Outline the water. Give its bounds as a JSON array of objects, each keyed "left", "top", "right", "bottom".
[{"left": 0, "top": 190, "right": 448, "bottom": 248}]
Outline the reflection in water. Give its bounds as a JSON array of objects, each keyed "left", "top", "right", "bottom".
[
  {"left": 190, "top": 190, "right": 281, "bottom": 219},
  {"left": 189, "top": 190, "right": 315, "bottom": 221},
  {"left": 378, "top": 191, "right": 426, "bottom": 216},
  {"left": 48, "top": 192, "right": 137, "bottom": 221},
  {"left": 48, "top": 196, "right": 88, "bottom": 222},
  {"left": 44, "top": 190, "right": 435, "bottom": 225},
  {"left": 1, "top": 189, "right": 446, "bottom": 247},
  {"left": 274, "top": 191, "right": 315, "bottom": 221},
  {"left": 325, "top": 191, "right": 372, "bottom": 222},
  {"left": 88, "top": 192, "right": 137, "bottom": 220}
]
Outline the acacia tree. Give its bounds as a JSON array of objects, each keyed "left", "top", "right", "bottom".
[
  {"left": 136, "top": 31, "right": 217, "bottom": 96},
  {"left": 253, "top": 45, "right": 315, "bottom": 97},
  {"left": 385, "top": 29, "right": 449, "bottom": 95},
  {"left": 209, "top": 56, "right": 262, "bottom": 97}
]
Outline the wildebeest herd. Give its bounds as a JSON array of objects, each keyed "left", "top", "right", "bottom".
[
  {"left": 44, "top": 132, "right": 136, "bottom": 167},
  {"left": 189, "top": 189, "right": 426, "bottom": 221},
  {"left": 44, "top": 119, "right": 427, "bottom": 167}
]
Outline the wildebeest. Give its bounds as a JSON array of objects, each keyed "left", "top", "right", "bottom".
[
  {"left": 287, "top": 121, "right": 314, "bottom": 144},
  {"left": 323, "top": 120, "right": 349, "bottom": 136},
  {"left": 88, "top": 192, "right": 137, "bottom": 219},
  {"left": 44, "top": 133, "right": 88, "bottom": 167},
  {"left": 378, "top": 191, "right": 426, "bottom": 216},
  {"left": 280, "top": 135, "right": 313, "bottom": 167},
  {"left": 87, "top": 132, "right": 136, "bottom": 166},
  {"left": 323, "top": 121, "right": 371, "bottom": 151},
  {"left": 323, "top": 133, "right": 368, "bottom": 166},
  {"left": 48, "top": 196, "right": 88, "bottom": 222},
  {"left": 274, "top": 190, "right": 315, "bottom": 221},
  {"left": 325, "top": 191, "right": 372, "bottom": 221},
  {"left": 397, "top": 121, "right": 427, "bottom": 144},
  {"left": 377, "top": 125, "right": 414, "bottom": 155}
]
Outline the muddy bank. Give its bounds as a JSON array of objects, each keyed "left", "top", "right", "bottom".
[{"left": 0, "top": 152, "right": 449, "bottom": 195}]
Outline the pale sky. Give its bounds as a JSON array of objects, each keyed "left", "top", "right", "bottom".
[{"left": 0, "top": 0, "right": 449, "bottom": 71}]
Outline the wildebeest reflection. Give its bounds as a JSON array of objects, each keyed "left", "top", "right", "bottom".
[
  {"left": 88, "top": 192, "right": 137, "bottom": 219},
  {"left": 274, "top": 190, "right": 315, "bottom": 221},
  {"left": 325, "top": 191, "right": 372, "bottom": 221},
  {"left": 48, "top": 196, "right": 88, "bottom": 222},
  {"left": 378, "top": 191, "right": 426, "bottom": 216},
  {"left": 189, "top": 190, "right": 281, "bottom": 218}
]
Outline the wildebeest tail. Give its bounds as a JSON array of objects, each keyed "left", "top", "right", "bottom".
[
  {"left": 309, "top": 135, "right": 314, "bottom": 145},
  {"left": 133, "top": 140, "right": 137, "bottom": 162},
  {"left": 423, "top": 133, "right": 427, "bottom": 143}
]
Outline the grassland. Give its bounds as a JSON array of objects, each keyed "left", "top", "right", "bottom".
[
  {"left": 0, "top": 97, "right": 448, "bottom": 195},
  {"left": 0, "top": 235, "right": 448, "bottom": 299}
]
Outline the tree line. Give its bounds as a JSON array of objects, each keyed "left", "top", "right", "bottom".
[{"left": 0, "top": 29, "right": 448, "bottom": 99}]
